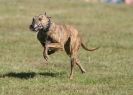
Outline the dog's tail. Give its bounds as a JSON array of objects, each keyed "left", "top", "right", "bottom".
[{"left": 81, "top": 43, "right": 99, "bottom": 51}]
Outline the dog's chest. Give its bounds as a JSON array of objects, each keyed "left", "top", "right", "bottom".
[
  {"left": 47, "top": 31, "right": 60, "bottom": 43},
  {"left": 37, "top": 30, "right": 57, "bottom": 44},
  {"left": 37, "top": 31, "right": 47, "bottom": 43}
]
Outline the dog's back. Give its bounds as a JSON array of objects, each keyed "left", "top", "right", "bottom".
[{"left": 47, "top": 23, "right": 80, "bottom": 46}]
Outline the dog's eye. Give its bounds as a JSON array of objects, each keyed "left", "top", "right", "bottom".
[{"left": 38, "top": 18, "right": 42, "bottom": 21}]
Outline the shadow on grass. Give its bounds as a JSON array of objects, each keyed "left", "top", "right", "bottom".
[{"left": 0, "top": 71, "right": 65, "bottom": 79}]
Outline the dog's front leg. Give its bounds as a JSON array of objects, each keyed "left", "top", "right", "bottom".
[
  {"left": 47, "top": 43, "right": 64, "bottom": 51},
  {"left": 43, "top": 45, "right": 49, "bottom": 61},
  {"left": 43, "top": 42, "right": 64, "bottom": 61}
]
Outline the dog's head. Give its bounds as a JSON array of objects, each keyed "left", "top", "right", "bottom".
[{"left": 29, "top": 12, "right": 51, "bottom": 32}]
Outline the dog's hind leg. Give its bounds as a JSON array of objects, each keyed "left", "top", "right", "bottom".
[
  {"left": 68, "top": 35, "right": 86, "bottom": 79},
  {"left": 75, "top": 59, "right": 86, "bottom": 73},
  {"left": 69, "top": 57, "right": 76, "bottom": 80},
  {"left": 69, "top": 56, "right": 86, "bottom": 79}
]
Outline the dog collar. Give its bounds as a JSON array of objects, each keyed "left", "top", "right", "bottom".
[{"left": 42, "top": 18, "right": 51, "bottom": 32}]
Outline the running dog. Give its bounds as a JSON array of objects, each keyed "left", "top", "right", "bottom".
[{"left": 29, "top": 12, "right": 98, "bottom": 79}]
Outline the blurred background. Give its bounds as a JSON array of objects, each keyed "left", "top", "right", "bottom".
[{"left": 85, "top": 0, "right": 133, "bottom": 5}]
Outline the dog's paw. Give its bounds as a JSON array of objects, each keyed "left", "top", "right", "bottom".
[{"left": 43, "top": 55, "right": 49, "bottom": 61}]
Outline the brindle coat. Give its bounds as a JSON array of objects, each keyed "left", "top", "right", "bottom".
[{"left": 29, "top": 13, "right": 98, "bottom": 79}]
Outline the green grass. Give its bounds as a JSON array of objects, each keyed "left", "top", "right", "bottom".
[{"left": 0, "top": 0, "right": 133, "bottom": 95}]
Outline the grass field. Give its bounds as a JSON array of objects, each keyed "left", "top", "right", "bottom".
[{"left": 0, "top": 0, "right": 133, "bottom": 95}]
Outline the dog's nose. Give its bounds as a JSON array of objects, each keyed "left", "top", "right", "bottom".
[{"left": 29, "top": 25, "right": 35, "bottom": 31}]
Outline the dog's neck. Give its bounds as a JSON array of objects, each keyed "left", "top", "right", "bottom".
[
  {"left": 49, "top": 22, "right": 56, "bottom": 31},
  {"left": 42, "top": 18, "right": 52, "bottom": 32},
  {"left": 44, "top": 22, "right": 56, "bottom": 32}
]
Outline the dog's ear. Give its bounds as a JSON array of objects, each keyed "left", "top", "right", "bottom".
[
  {"left": 44, "top": 12, "right": 51, "bottom": 19},
  {"left": 44, "top": 12, "right": 47, "bottom": 15},
  {"left": 32, "top": 16, "right": 36, "bottom": 21}
]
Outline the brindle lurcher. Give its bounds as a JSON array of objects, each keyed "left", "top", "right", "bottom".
[{"left": 29, "top": 13, "right": 98, "bottom": 79}]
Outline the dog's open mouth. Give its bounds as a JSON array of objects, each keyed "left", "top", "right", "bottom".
[
  {"left": 29, "top": 24, "right": 42, "bottom": 32},
  {"left": 29, "top": 23, "right": 48, "bottom": 32}
]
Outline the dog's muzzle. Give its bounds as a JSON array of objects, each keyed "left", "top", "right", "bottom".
[
  {"left": 29, "top": 24, "right": 43, "bottom": 32},
  {"left": 29, "top": 24, "right": 36, "bottom": 32}
]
